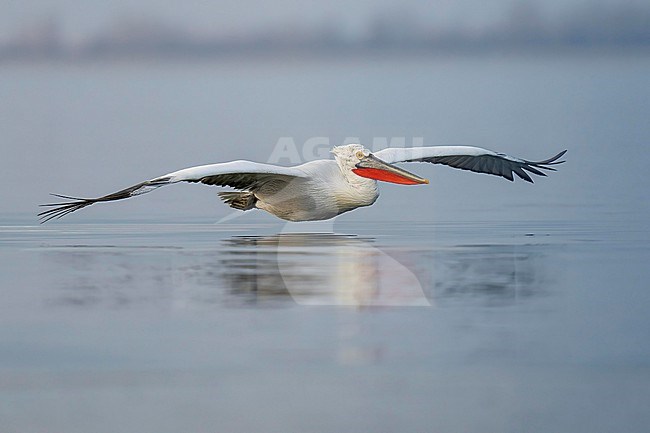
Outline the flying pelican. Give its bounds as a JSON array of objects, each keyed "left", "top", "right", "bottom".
[{"left": 39, "top": 144, "right": 566, "bottom": 223}]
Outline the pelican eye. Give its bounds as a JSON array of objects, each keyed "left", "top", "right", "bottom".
[{"left": 355, "top": 150, "right": 365, "bottom": 160}]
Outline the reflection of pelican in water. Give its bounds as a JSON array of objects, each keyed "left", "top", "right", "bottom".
[
  {"left": 220, "top": 233, "right": 430, "bottom": 307},
  {"left": 40, "top": 226, "right": 546, "bottom": 309}
]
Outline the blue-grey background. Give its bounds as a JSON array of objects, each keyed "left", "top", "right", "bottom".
[{"left": 1, "top": 1, "right": 650, "bottom": 432}]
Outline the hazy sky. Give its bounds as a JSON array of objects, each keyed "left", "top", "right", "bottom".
[{"left": 0, "top": 0, "right": 637, "bottom": 41}]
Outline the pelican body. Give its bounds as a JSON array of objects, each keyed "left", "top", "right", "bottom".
[{"left": 39, "top": 144, "right": 566, "bottom": 223}]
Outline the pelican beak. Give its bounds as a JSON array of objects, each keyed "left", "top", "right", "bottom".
[{"left": 353, "top": 154, "right": 429, "bottom": 185}]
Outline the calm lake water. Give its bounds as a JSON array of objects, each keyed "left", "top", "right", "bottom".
[{"left": 1, "top": 54, "right": 649, "bottom": 432}]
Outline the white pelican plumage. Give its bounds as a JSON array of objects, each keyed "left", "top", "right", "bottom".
[{"left": 39, "top": 144, "right": 566, "bottom": 223}]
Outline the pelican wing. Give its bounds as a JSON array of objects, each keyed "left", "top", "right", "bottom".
[
  {"left": 39, "top": 161, "right": 307, "bottom": 223},
  {"left": 373, "top": 146, "right": 566, "bottom": 183}
]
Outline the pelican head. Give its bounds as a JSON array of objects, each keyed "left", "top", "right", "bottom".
[{"left": 332, "top": 144, "right": 429, "bottom": 185}]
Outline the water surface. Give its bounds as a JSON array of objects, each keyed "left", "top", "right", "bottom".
[{"left": 1, "top": 217, "right": 649, "bottom": 433}]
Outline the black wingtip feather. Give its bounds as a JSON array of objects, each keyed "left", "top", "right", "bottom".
[
  {"left": 530, "top": 149, "right": 567, "bottom": 166},
  {"left": 37, "top": 179, "right": 171, "bottom": 223},
  {"left": 49, "top": 193, "right": 89, "bottom": 201},
  {"left": 38, "top": 197, "right": 96, "bottom": 224},
  {"left": 417, "top": 148, "right": 566, "bottom": 183}
]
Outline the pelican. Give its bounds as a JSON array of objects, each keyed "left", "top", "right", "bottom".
[{"left": 39, "top": 144, "right": 566, "bottom": 223}]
